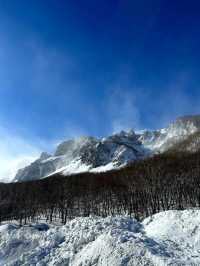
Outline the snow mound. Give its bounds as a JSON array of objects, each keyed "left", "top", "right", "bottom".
[
  {"left": 1, "top": 210, "right": 200, "bottom": 265},
  {"left": 143, "top": 209, "right": 200, "bottom": 265}
]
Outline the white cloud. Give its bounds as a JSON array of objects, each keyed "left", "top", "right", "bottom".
[
  {"left": 0, "top": 127, "right": 41, "bottom": 182},
  {"left": 0, "top": 156, "right": 37, "bottom": 183}
]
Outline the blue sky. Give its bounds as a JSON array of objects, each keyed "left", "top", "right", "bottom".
[{"left": 0, "top": 0, "right": 200, "bottom": 178}]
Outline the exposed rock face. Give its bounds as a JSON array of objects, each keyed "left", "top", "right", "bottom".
[
  {"left": 13, "top": 114, "right": 200, "bottom": 182},
  {"left": 14, "top": 156, "right": 60, "bottom": 182}
]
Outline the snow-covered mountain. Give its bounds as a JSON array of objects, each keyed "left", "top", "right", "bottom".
[
  {"left": 14, "top": 131, "right": 147, "bottom": 182},
  {"left": 13, "top": 114, "right": 200, "bottom": 182},
  {"left": 1, "top": 210, "right": 200, "bottom": 265}
]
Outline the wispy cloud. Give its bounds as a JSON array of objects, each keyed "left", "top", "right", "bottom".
[
  {"left": 106, "top": 71, "right": 200, "bottom": 133},
  {"left": 107, "top": 86, "right": 141, "bottom": 133},
  {"left": 26, "top": 38, "right": 77, "bottom": 93},
  {"left": 52, "top": 122, "right": 89, "bottom": 147},
  {"left": 149, "top": 73, "right": 200, "bottom": 129},
  {"left": 0, "top": 119, "right": 90, "bottom": 182}
]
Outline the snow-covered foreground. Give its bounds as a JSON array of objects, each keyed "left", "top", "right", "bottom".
[{"left": 1, "top": 210, "right": 200, "bottom": 266}]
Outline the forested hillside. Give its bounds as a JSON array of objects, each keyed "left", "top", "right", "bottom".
[{"left": 1, "top": 151, "right": 200, "bottom": 224}]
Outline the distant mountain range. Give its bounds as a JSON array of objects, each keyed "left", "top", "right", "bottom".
[{"left": 13, "top": 114, "right": 200, "bottom": 182}]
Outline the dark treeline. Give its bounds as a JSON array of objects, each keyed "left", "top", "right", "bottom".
[{"left": 1, "top": 151, "right": 200, "bottom": 224}]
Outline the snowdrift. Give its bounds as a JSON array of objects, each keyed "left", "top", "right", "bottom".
[{"left": 1, "top": 210, "right": 200, "bottom": 265}]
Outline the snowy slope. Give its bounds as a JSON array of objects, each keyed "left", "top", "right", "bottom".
[
  {"left": 12, "top": 114, "right": 200, "bottom": 182},
  {"left": 1, "top": 210, "right": 200, "bottom": 265}
]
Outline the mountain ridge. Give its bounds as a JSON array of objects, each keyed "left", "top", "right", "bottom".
[{"left": 13, "top": 114, "right": 200, "bottom": 182}]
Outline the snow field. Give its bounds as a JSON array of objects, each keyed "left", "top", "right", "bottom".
[{"left": 1, "top": 210, "right": 200, "bottom": 265}]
